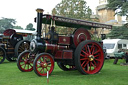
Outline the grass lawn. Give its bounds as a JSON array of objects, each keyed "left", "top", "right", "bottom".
[{"left": 0, "top": 59, "right": 128, "bottom": 85}]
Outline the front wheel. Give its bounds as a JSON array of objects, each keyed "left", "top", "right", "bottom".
[
  {"left": 33, "top": 53, "right": 54, "bottom": 76},
  {"left": 75, "top": 40, "right": 104, "bottom": 75},
  {"left": 17, "top": 50, "right": 35, "bottom": 72}
]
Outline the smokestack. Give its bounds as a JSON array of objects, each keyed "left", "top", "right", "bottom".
[{"left": 36, "top": 8, "right": 44, "bottom": 40}]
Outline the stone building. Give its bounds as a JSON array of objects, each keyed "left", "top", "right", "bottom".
[{"left": 91, "top": 0, "right": 123, "bottom": 35}]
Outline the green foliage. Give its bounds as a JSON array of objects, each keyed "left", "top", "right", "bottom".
[
  {"left": 14, "top": 26, "right": 23, "bottom": 29},
  {"left": 107, "top": 0, "right": 128, "bottom": 17},
  {"left": 25, "top": 23, "right": 35, "bottom": 31},
  {"left": 0, "top": 17, "right": 16, "bottom": 33},
  {"left": 52, "top": 0, "right": 92, "bottom": 34},
  {"left": 52, "top": 0, "right": 92, "bottom": 20},
  {"left": 107, "top": 25, "right": 128, "bottom": 39}
]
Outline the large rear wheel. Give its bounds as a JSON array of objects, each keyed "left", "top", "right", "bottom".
[
  {"left": 15, "top": 40, "right": 30, "bottom": 57},
  {"left": 75, "top": 40, "right": 104, "bottom": 74},
  {"left": 17, "top": 50, "right": 35, "bottom": 72},
  {"left": 33, "top": 53, "right": 54, "bottom": 76}
]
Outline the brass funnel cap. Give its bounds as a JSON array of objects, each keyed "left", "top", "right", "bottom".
[{"left": 36, "top": 8, "right": 44, "bottom": 13}]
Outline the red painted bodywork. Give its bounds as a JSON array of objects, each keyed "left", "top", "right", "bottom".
[
  {"left": 54, "top": 50, "right": 73, "bottom": 59},
  {"left": 58, "top": 36, "right": 71, "bottom": 45},
  {"left": 45, "top": 43, "right": 67, "bottom": 53}
]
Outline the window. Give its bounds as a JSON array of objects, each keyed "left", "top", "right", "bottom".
[
  {"left": 103, "top": 43, "right": 115, "bottom": 49},
  {"left": 123, "top": 44, "right": 126, "bottom": 47},
  {"left": 118, "top": 44, "right": 122, "bottom": 49}
]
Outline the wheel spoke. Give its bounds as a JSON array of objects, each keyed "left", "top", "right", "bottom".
[
  {"left": 87, "top": 45, "right": 91, "bottom": 54},
  {"left": 24, "top": 64, "right": 26, "bottom": 69},
  {"left": 43, "top": 56, "right": 46, "bottom": 62},
  {"left": 22, "top": 44, "right": 26, "bottom": 50},
  {"left": 47, "top": 65, "right": 51, "bottom": 67},
  {"left": 37, "top": 66, "right": 42, "bottom": 69},
  {"left": 93, "top": 50, "right": 100, "bottom": 55},
  {"left": 91, "top": 44, "right": 95, "bottom": 54},
  {"left": 29, "top": 64, "right": 33, "bottom": 67},
  {"left": 47, "top": 62, "right": 51, "bottom": 65},
  {"left": 80, "top": 54, "right": 84, "bottom": 57},
  {"left": 27, "top": 64, "right": 29, "bottom": 69},
  {"left": 94, "top": 54, "right": 99, "bottom": 58},
  {"left": 80, "top": 58, "right": 88, "bottom": 60},
  {"left": 91, "top": 62, "right": 96, "bottom": 69},
  {"left": 89, "top": 62, "right": 91, "bottom": 71},
  {"left": 20, "top": 59, "right": 24, "bottom": 62},
  {"left": 95, "top": 59, "right": 101, "bottom": 62},
  {"left": 80, "top": 54, "right": 88, "bottom": 58},
  {"left": 40, "top": 68, "right": 44, "bottom": 73},
  {"left": 19, "top": 46, "right": 25, "bottom": 51},
  {"left": 87, "top": 64, "right": 89, "bottom": 71},
  {"left": 81, "top": 50, "right": 89, "bottom": 56},
  {"left": 21, "top": 63, "right": 25, "bottom": 66},
  {"left": 93, "top": 60, "right": 97, "bottom": 66},
  {"left": 46, "top": 67, "right": 48, "bottom": 71},
  {"left": 83, "top": 61, "right": 89, "bottom": 68},
  {"left": 40, "top": 58, "right": 43, "bottom": 63},
  {"left": 81, "top": 61, "right": 86, "bottom": 67}
]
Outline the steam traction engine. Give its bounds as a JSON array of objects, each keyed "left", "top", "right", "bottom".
[
  {"left": 17, "top": 9, "right": 112, "bottom": 76},
  {"left": 0, "top": 29, "right": 34, "bottom": 64}
]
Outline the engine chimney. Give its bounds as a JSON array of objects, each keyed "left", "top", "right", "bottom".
[{"left": 36, "top": 8, "right": 44, "bottom": 40}]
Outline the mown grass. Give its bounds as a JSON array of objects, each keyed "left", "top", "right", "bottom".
[{"left": 0, "top": 59, "right": 128, "bottom": 85}]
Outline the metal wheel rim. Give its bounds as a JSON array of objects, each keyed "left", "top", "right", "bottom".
[
  {"left": 18, "top": 52, "right": 34, "bottom": 72},
  {"left": 80, "top": 42, "right": 104, "bottom": 74},
  {"left": 35, "top": 54, "right": 54, "bottom": 76}
]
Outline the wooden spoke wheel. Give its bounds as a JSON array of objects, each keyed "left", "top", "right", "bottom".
[
  {"left": 57, "top": 62, "right": 76, "bottom": 71},
  {"left": 15, "top": 40, "right": 30, "bottom": 57},
  {"left": 33, "top": 53, "right": 54, "bottom": 76},
  {"left": 0, "top": 47, "right": 6, "bottom": 64},
  {"left": 17, "top": 50, "right": 35, "bottom": 72},
  {"left": 75, "top": 40, "right": 104, "bottom": 74},
  {"left": 73, "top": 28, "right": 91, "bottom": 47}
]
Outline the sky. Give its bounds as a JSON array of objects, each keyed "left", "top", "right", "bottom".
[{"left": 0, "top": 0, "right": 99, "bottom": 29}]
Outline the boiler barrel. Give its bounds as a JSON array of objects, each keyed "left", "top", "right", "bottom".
[{"left": 45, "top": 43, "right": 67, "bottom": 53}]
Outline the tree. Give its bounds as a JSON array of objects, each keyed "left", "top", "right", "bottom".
[
  {"left": 107, "top": 0, "right": 128, "bottom": 17},
  {"left": 52, "top": 0, "right": 92, "bottom": 34},
  {"left": 14, "top": 26, "right": 23, "bottom": 29},
  {"left": 107, "top": 25, "right": 128, "bottom": 39},
  {"left": 52, "top": 0, "right": 92, "bottom": 20},
  {"left": 25, "top": 23, "right": 35, "bottom": 31},
  {"left": 0, "top": 17, "right": 16, "bottom": 33}
]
